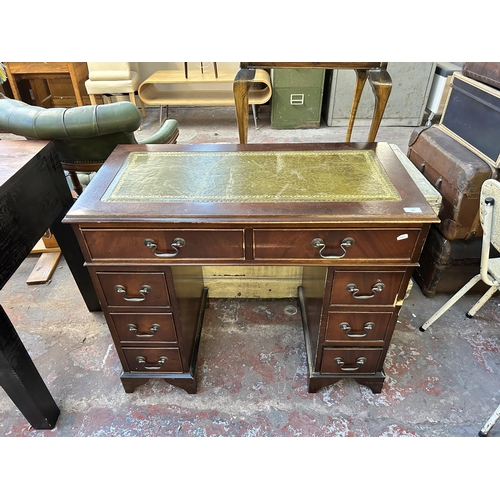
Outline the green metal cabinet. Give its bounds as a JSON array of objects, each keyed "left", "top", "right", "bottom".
[{"left": 271, "top": 69, "right": 325, "bottom": 129}]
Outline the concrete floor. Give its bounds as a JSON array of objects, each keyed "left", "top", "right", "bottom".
[{"left": 1, "top": 105, "right": 500, "bottom": 439}]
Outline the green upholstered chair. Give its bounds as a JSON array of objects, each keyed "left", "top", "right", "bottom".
[{"left": 0, "top": 94, "right": 179, "bottom": 194}]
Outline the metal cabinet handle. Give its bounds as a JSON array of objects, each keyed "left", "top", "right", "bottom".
[
  {"left": 144, "top": 237, "right": 185, "bottom": 258},
  {"left": 114, "top": 284, "right": 151, "bottom": 301},
  {"left": 136, "top": 355, "right": 168, "bottom": 370},
  {"left": 311, "top": 237, "right": 354, "bottom": 259},
  {"left": 127, "top": 323, "right": 160, "bottom": 338},
  {"left": 339, "top": 321, "right": 375, "bottom": 338},
  {"left": 334, "top": 356, "right": 367, "bottom": 371},
  {"left": 345, "top": 282, "right": 385, "bottom": 299}
]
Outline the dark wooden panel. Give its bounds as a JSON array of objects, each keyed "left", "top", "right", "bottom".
[{"left": 0, "top": 145, "right": 63, "bottom": 287}]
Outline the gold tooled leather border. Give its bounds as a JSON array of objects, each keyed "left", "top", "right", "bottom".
[{"left": 102, "top": 150, "right": 401, "bottom": 203}]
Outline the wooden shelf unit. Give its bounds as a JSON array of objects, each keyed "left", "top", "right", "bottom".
[{"left": 138, "top": 69, "right": 272, "bottom": 107}]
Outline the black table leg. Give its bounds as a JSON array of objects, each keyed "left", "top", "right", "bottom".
[
  {"left": 50, "top": 213, "right": 101, "bottom": 312},
  {"left": 0, "top": 306, "right": 60, "bottom": 430}
]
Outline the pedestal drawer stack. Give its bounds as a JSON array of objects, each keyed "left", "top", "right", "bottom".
[{"left": 81, "top": 229, "right": 208, "bottom": 394}]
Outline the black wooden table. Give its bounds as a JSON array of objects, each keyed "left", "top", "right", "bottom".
[{"left": 0, "top": 140, "right": 99, "bottom": 429}]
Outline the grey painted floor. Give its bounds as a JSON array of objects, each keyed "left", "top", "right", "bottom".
[{"left": 0, "top": 105, "right": 497, "bottom": 495}]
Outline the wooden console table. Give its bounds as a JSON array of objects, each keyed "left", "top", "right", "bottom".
[
  {"left": 0, "top": 140, "right": 99, "bottom": 429},
  {"left": 233, "top": 62, "right": 392, "bottom": 144},
  {"left": 4, "top": 62, "right": 88, "bottom": 106},
  {"left": 64, "top": 142, "right": 437, "bottom": 395}
]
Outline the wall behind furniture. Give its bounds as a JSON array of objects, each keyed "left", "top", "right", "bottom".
[
  {"left": 322, "top": 62, "right": 436, "bottom": 127},
  {"left": 137, "top": 62, "right": 239, "bottom": 79}
]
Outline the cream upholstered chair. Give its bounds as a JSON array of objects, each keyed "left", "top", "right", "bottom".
[{"left": 85, "top": 62, "right": 146, "bottom": 117}]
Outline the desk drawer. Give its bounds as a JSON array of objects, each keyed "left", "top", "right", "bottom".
[
  {"left": 330, "top": 270, "right": 405, "bottom": 306},
  {"left": 324, "top": 311, "right": 393, "bottom": 345},
  {"left": 82, "top": 229, "right": 245, "bottom": 261},
  {"left": 321, "top": 348, "right": 383, "bottom": 374},
  {"left": 95, "top": 271, "right": 170, "bottom": 307},
  {"left": 110, "top": 312, "right": 177, "bottom": 343},
  {"left": 122, "top": 347, "right": 183, "bottom": 372},
  {"left": 253, "top": 229, "right": 420, "bottom": 261}
]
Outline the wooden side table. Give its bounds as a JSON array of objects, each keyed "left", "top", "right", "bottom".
[
  {"left": 0, "top": 140, "right": 99, "bottom": 429},
  {"left": 234, "top": 62, "right": 392, "bottom": 144},
  {"left": 4, "top": 62, "right": 88, "bottom": 107}
]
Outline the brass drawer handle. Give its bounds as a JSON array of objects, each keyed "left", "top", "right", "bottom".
[
  {"left": 136, "top": 355, "right": 168, "bottom": 370},
  {"left": 144, "top": 237, "right": 185, "bottom": 258},
  {"left": 115, "top": 284, "right": 152, "bottom": 301},
  {"left": 345, "top": 282, "right": 384, "bottom": 299},
  {"left": 311, "top": 237, "right": 354, "bottom": 259},
  {"left": 334, "top": 356, "right": 367, "bottom": 371},
  {"left": 127, "top": 323, "right": 160, "bottom": 338},
  {"left": 339, "top": 321, "right": 375, "bottom": 338}
]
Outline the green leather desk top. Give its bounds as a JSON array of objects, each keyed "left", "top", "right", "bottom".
[
  {"left": 102, "top": 150, "right": 401, "bottom": 203},
  {"left": 65, "top": 143, "right": 440, "bottom": 225}
]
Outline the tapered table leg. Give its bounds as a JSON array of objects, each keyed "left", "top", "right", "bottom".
[
  {"left": 346, "top": 69, "right": 369, "bottom": 141},
  {"left": 367, "top": 68, "right": 392, "bottom": 142},
  {"left": 233, "top": 68, "right": 256, "bottom": 144}
]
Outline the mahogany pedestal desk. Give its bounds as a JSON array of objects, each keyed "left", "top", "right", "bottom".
[
  {"left": 64, "top": 143, "right": 438, "bottom": 395},
  {"left": 0, "top": 140, "right": 99, "bottom": 429},
  {"left": 233, "top": 62, "right": 392, "bottom": 144}
]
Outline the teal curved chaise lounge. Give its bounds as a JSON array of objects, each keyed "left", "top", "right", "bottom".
[{"left": 0, "top": 94, "right": 179, "bottom": 193}]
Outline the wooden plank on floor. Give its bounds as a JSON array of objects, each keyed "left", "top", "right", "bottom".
[
  {"left": 30, "top": 239, "right": 61, "bottom": 254},
  {"left": 30, "top": 231, "right": 60, "bottom": 255},
  {"left": 26, "top": 251, "right": 62, "bottom": 285}
]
